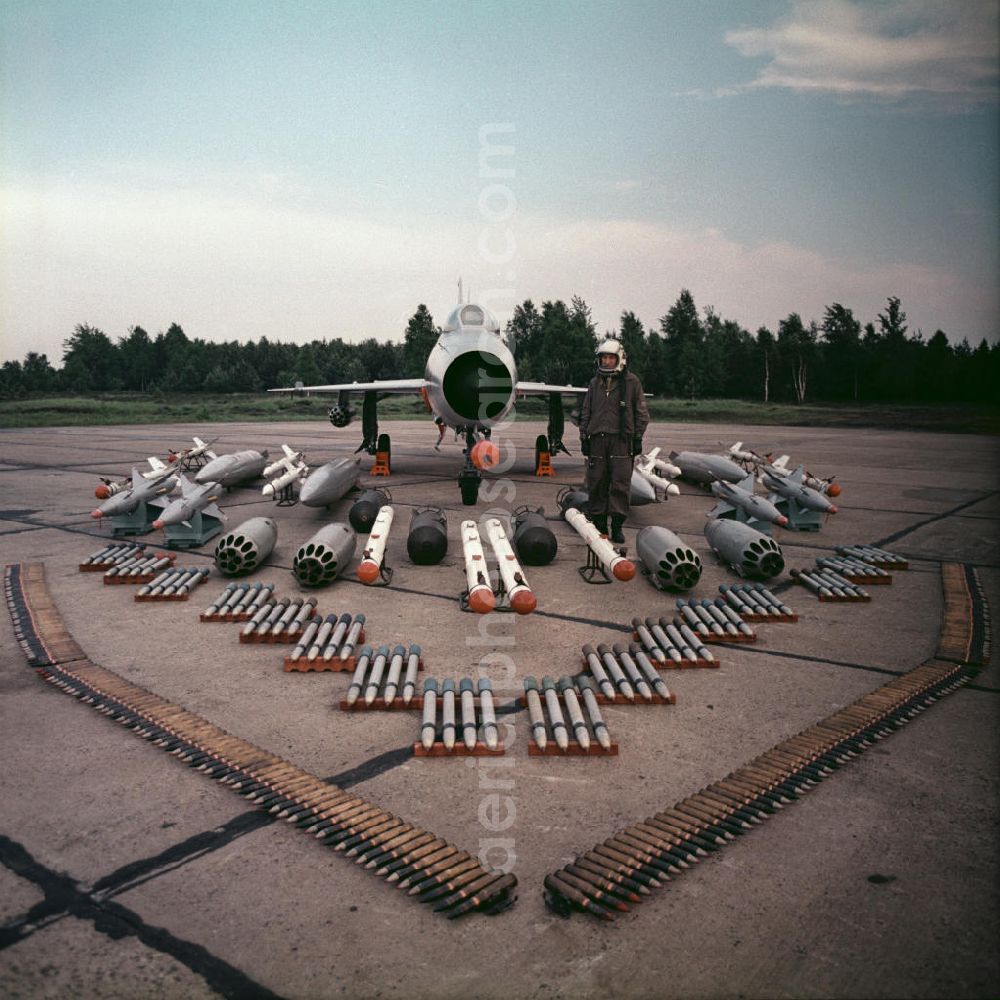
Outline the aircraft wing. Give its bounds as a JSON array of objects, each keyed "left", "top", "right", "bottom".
[
  {"left": 268, "top": 379, "right": 427, "bottom": 395},
  {"left": 514, "top": 381, "right": 588, "bottom": 396}
]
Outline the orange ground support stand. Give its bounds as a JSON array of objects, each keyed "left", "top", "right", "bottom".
[
  {"left": 534, "top": 449, "right": 555, "bottom": 477},
  {"left": 370, "top": 450, "right": 391, "bottom": 476}
]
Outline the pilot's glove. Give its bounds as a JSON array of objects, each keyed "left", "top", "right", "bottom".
[
  {"left": 632, "top": 436, "right": 643, "bottom": 457},
  {"left": 580, "top": 436, "right": 591, "bottom": 457}
]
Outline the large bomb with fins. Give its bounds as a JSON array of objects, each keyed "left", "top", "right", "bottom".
[
  {"left": 349, "top": 488, "right": 390, "bottom": 533},
  {"left": 704, "top": 517, "right": 784, "bottom": 579},
  {"left": 299, "top": 458, "right": 360, "bottom": 508},
  {"left": 214, "top": 516, "right": 278, "bottom": 576},
  {"left": 512, "top": 506, "right": 558, "bottom": 566},
  {"left": 635, "top": 525, "right": 702, "bottom": 591},
  {"left": 406, "top": 507, "right": 448, "bottom": 565},
  {"left": 292, "top": 523, "right": 357, "bottom": 587}
]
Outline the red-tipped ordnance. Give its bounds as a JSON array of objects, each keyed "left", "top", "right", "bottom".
[
  {"left": 776, "top": 514, "right": 789, "bottom": 527},
  {"left": 91, "top": 508, "right": 104, "bottom": 519},
  {"left": 612, "top": 559, "right": 636, "bottom": 582},
  {"left": 461, "top": 519, "right": 496, "bottom": 613},
  {"left": 94, "top": 484, "right": 111, "bottom": 500},
  {"left": 484, "top": 517, "right": 537, "bottom": 615}
]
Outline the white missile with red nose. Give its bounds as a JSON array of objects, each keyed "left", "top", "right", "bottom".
[
  {"left": 460, "top": 520, "right": 495, "bottom": 613},
  {"left": 564, "top": 507, "right": 635, "bottom": 582},
  {"left": 484, "top": 517, "right": 536, "bottom": 614},
  {"left": 357, "top": 505, "right": 394, "bottom": 585}
]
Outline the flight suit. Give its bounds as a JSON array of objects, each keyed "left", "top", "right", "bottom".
[{"left": 579, "top": 370, "right": 649, "bottom": 522}]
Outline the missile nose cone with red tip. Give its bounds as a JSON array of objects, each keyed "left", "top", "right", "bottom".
[
  {"left": 776, "top": 515, "right": 789, "bottom": 527},
  {"left": 152, "top": 519, "right": 164, "bottom": 530},
  {"left": 509, "top": 590, "right": 537, "bottom": 615},
  {"left": 613, "top": 560, "right": 636, "bottom": 582},
  {"left": 91, "top": 509, "right": 103, "bottom": 519},
  {"left": 467, "top": 587, "right": 496, "bottom": 614},
  {"left": 356, "top": 561, "right": 380, "bottom": 585},
  {"left": 828, "top": 504, "right": 838, "bottom": 514}
]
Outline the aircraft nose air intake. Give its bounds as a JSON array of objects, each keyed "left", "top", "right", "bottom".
[{"left": 442, "top": 351, "right": 513, "bottom": 422}]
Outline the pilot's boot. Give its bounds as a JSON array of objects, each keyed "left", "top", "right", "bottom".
[
  {"left": 592, "top": 513, "right": 608, "bottom": 536},
  {"left": 610, "top": 515, "right": 626, "bottom": 545}
]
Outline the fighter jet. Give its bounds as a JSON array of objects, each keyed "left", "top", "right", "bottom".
[
  {"left": 151, "top": 475, "right": 226, "bottom": 529},
  {"left": 762, "top": 465, "right": 839, "bottom": 515},
  {"left": 194, "top": 447, "right": 269, "bottom": 488},
  {"left": 91, "top": 467, "right": 178, "bottom": 519},
  {"left": 709, "top": 472, "right": 788, "bottom": 527},
  {"left": 669, "top": 450, "right": 746, "bottom": 486},
  {"left": 269, "top": 301, "right": 588, "bottom": 505}
]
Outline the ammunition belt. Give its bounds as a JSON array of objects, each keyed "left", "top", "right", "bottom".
[{"left": 4, "top": 563, "right": 516, "bottom": 920}]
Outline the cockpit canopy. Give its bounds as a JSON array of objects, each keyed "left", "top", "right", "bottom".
[{"left": 441, "top": 303, "right": 501, "bottom": 334}]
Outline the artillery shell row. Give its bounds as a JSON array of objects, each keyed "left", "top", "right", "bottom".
[
  {"left": 414, "top": 678, "right": 504, "bottom": 756},
  {"left": 791, "top": 568, "right": 872, "bottom": 602},
  {"left": 134, "top": 567, "right": 210, "bottom": 601},
  {"left": 79, "top": 541, "right": 148, "bottom": 571},
  {"left": 200, "top": 582, "right": 277, "bottom": 621},
  {"left": 628, "top": 619, "right": 720, "bottom": 668},
  {"left": 816, "top": 555, "right": 892, "bottom": 584},
  {"left": 717, "top": 583, "right": 798, "bottom": 622},
  {"left": 544, "top": 615, "right": 982, "bottom": 917},
  {"left": 522, "top": 676, "right": 619, "bottom": 755},
  {"left": 102, "top": 552, "right": 177, "bottom": 583},
  {"left": 577, "top": 645, "right": 676, "bottom": 704},
  {"left": 282, "top": 612, "right": 368, "bottom": 669},
  {"left": 5, "top": 563, "right": 517, "bottom": 920},
  {"left": 673, "top": 598, "right": 758, "bottom": 643},
  {"left": 338, "top": 644, "right": 425, "bottom": 710},
  {"left": 836, "top": 543, "right": 908, "bottom": 570}
]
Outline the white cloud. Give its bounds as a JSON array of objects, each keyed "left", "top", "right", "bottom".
[
  {"left": 0, "top": 179, "right": 994, "bottom": 366},
  {"left": 725, "top": 0, "right": 999, "bottom": 108}
]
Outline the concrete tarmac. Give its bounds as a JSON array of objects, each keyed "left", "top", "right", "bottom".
[{"left": 1, "top": 418, "right": 997, "bottom": 999}]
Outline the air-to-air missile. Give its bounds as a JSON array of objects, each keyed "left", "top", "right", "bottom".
[
  {"left": 703, "top": 518, "right": 784, "bottom": 579},
  {"left": 764, "top": 453, "right": 840, "bottom": 497},
  {"left": 484, "top": 518, "right": 536, "bottom": 614},
  {"left": 262, "top": 444, "right": 309, "bottom": 498},
  {"left": 150, "top": 475, "right": 225, "bottom": 530},
  {"left": 633, "top": 451, "right": 681, "bottom": 499},
  {"left": 761, "top": 465, "right": 839, "bottom": 515},
  {"left": 91, "top": 467, "right": 178, "bottom": 519},
  {"left": 213, "top": 516, "right": 278, "bottom": 576},
  {"left": 669, "top": 450, "right": 746, "bottom": 486},
  {"left": 357, "top": 505, "right": 394, "bottom": 584},
  {"left": 708, "top": 472, "right": 789, "bottom": 528},
  {"left": 194, "top": 448, "right": 269, "bottom": 488},
  {"left": 291, "top": 523, "right": 357, "bottom": 587},
  {"left": 511, "top": 506, "right": 557, "bottom": 566},
  {"left": 460, "top": 520, "right": 495, "bottom": 614},
  {"left": 635, "top": 525, "right": 702, "bottom": 591},
  {"left": 642, "top": 446, "right": 682, "bottom": 479},
  {"left": 563, "top": 508, "right": 636, "bottom": 581},
  {"left": 298, "top": 457, "right": 361, "bottom": 508},
  {"left": 406, "top": 507, "right": 448, "bottom": 565},
  {"left": 349, "top": 488, "right": 391, "bottom": 533}
]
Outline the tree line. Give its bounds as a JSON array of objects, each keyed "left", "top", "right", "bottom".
[{"left": 1, "top": 290, "right": 996, "bottom": 404}]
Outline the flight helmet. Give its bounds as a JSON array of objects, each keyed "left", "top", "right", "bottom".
[{"left": 595, "top": 338, "right": 626, "bottom": 374}]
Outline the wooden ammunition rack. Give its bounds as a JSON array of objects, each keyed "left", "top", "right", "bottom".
[
  {"left": 412, "top": 741, "right": 506, "bottom": 757},
  {"left": 543, "top": 561, "right": 989, "bottom": 922},
  {"left": 284, "top": 655, "right": 358, "bottom": 672},
  {"left": 4, "top": 562, "right": 516, "bottom": 920},
  {"left": 529, "top": 743, "right": 619, "bottom": 757}
]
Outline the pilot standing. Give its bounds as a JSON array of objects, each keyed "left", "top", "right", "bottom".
[{"left": 579, "top": 338, "right": 649, "bottom": 544}]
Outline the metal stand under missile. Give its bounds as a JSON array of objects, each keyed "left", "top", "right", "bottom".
[
  {"left": 179, "top": 452, "right": 208, "bottom": 473},
  {"left": 273, "top": 482, "right": 298, "bottom": 507},
  {"left": 775, "top": 498, "right": 824, "bottom": 531},
  {"left": 715, "top": 506, "right": 776, "bottom": 536},
  {"left": 108, "top": 500, "right": 158, "bottom": 537},
  {"left": 578, "top": 545, "right": 615, "bottom": 585},
  {"left": 163, "top": 511, "right": 225, "bottom": 549}
]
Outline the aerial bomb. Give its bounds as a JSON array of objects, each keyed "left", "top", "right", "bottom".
[
  {"left": 214, "top": 516, "right": 278, "bottom": 576},
  {"left": 349, "top": 488, "right": 391, "bottom": 534},
  {"left": 557, "top": 487, "right": 590, "bottom": 519},
  {"left": 299, "top": 458, "right": 361, "bottom": 508},
  {"left": 406, "top": 507, "right": 448, "bottom": 565},
  {"left": 564, "top": 508, "right": 635, "bottom": 582},
  {"left": 292, "top": 523, "right": 357, "bottom": 587},
  {"left": 512, "top": 506, "right": 558, "bottom": 566},
  {"left": 704, "top": 518, "right": 784, "bottom": 580},
  {"left": 635, "top": 526, "right": 702, "bottom": 591}
]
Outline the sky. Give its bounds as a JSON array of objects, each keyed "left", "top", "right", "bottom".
[{"left": 1, "top": 0, "right": 997, "bottom": 365}]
